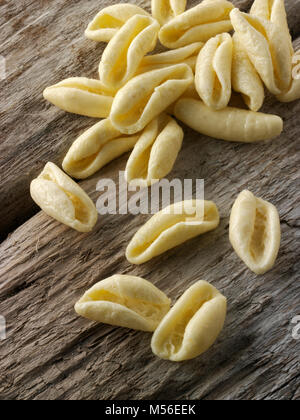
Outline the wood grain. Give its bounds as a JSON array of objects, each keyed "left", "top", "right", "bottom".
[
  {"left": 0, "top": 0, "right": 300, "bottom": 239},
  {"left": 0, "top": 0, "right": 299, "bottom": 400}
]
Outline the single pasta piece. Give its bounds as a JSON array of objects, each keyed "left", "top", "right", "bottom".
[
  {"left": 195, "top": 33, "right": 233, "bottom": 110},
  {"left": 151, "top": 0, "right": 187, "bottom": 26},
  {"left": 125, "top": 114, "right": 184, "bottom": 187},
  {"left": 126, "top": 200, "right": 220, "bottom": 265},
  {"left": 85, "top": 4, "right": 150, "bottom": 42},
  {"left": 110, "top": 63, "right": 194, "bottom": 135},
  {"left": 151, "top": 280, "right": 227, "bottom": 361},
  {"left": 99, "top": 15, "right": 160, "bottom": 90},
  {"left": 75, "top": 275, "right": 171, "bottom": 332},
  {"left": 230, "top": 8, "right": 292, "bottom": 95},
  {"left": 277, "top": 51, "right": 300, "bottom": 102},
  {"left": 174, "top": 98, "right": 283, "bottom": 143},
  {"left": 43, "top": 77, "right": 114, "bottom": 118},
  {"left": 229, "top": 190, "right": 281, "bottom": 275},
  {"left": 231, "top": 33, "right": 265, "bottom": 112},
  {"left": 136, "top": 42, "right": 203, "bottom": 75},
  {"left": 158, "top": 0, "right": 234, "bottom": 49},
  {"left": 30, "top": 163, "right": 98, "bottom": 232},
  {"left": 62, "top": 119, "right": 140, "bottom": 180},
  {"left": 250, "top": 0, "right": 293, "bottom": 54}
]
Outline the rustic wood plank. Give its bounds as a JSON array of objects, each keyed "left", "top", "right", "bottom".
[
  {"left": 0, "top": 0, "right": 299, "bottom": 401},
  {"left": 1, "top": 0, "right": 300, "bottom": 239},
  {"left": 0, "top": 88, "right": 299, "bottom": 399}
]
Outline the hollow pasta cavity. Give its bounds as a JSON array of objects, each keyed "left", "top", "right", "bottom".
[
  {"left": 151, "top": 280, "right": 227, "bottom": 361},
  {"left": 229, "top": 190, "right": 281, "bottom": 275},
  {"left": 126, "top": 200, "right": 220, "bottom": 265},
  {"left": 110, "top": 64, "right": 193, "bottom": 135},
  {"left": 30, "top": 163, "right": 98, "bottom": 232},
  {"left": 75, "top": 275, "right": 171, "bottom": 332}
]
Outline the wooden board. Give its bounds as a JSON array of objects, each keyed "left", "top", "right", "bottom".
[{"left": 0, "top": 0, "right": 299, "bottom": 400}]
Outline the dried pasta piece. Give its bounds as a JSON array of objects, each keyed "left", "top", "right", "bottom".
[
  {"left": 174, "top": 98, "right": 283, "bottom": 143},
  {"left": 63, "top": 119, "right": 140, "bottom": 180},
  {"left": 75, "top": 275, "right": 171, "bottom": 332},
  {"left": 85, "top": 4, "right": 150, "bottom": 42},
  {"left": 126, "top": 200, "right": 220, "bottom": 265},
  {"left": 43, "top": 78, "right": 114, "bottom": 118},
  {"left": 277, "top": 51, "right": 300, "bottom": 102},
  {"left": 250, "top": 0, "right": 293, "bottom": 54},
  {"left": 125, "top": 114, "right": 183, "bottom": 187},
  {"left": 99, "top": 15, "right": 160, "bottom": 90},
  {"left": 195, "top": 33, "right": 233, "bottom": 110},
  {"left": 136, "top": 42, "right": 203, "bottom": 74},
  {"left": 30, "top": 163, "right": 98, "bottom": 232},
  {"left": 231, "top": 33, "right": 265, "bottom": 112},
  {"left": 151, "top": 280, "right": 227, "bottom": 361},
  {"left": 152, "top": 0, "right": 187, "bottom": 26},
  {"left": 230, "top": 8, "right": 292, "bottom": 95},
  {"left": 110, "top": 64, "right": 194, "bottom": 135},
  {"left": 158, "top": 0, "right": 234, "bottom": 49},
  {"left": 229, "top": 190, "right": 281, "bottom": 275}
]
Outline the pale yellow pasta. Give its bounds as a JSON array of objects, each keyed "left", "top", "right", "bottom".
[
  {"left": 110, "top": 64, "right": 194, "bottom": 135},
  {"left": 136, "top": 42, "right": 203, "bottom": 74},
  {"left": 158, "top": 0, "right": 234, "bottom": 49},
  {"left": 62, "top": 119, "right": 139, "bottom": 180},
  {"left": 232, "top": 33, "right": 265, "bottom": 112},
  {"left": 152, "top": 0, "right": 187, "bottom": 26},
  {"left": 85, "top": 4, "right": 150, "bottom": 42},
  {"left": 195, "top": 33, "right": 233, "bottom": 110},
  {"left": 250, "top": 0, "right": 293, "bottom": 54},
  {"left": 99, "top": 15, "right": 160, "bottom": 90},
  {"left": 229, "top": 190, "right": 281, "bottom": 275},
  {"left": 125, "top": 114, "right": 183, "bottom": 187},
  {"left": 174, "top": 98, "right": 283, "bottom": 143},
  {"left": 30, "top": 163, "right": 98, "bottom": 232},
  {"left": 230, "top": 8, "right": 292, "bottom": 95},
  {"left": 277, "top": 51, "right": 300, "bottom": 102},
  {"left": 43, "top": 78, "right": 114, "bottom": 118},
  {"left": 126, "top": 200, "right": 220, "bottom": 265},
  {"left": 151, "top": 280, "right": 227, "bottom": 361},
  {"left": 75, "top": 275, "right": 171, "bottom": 332}
]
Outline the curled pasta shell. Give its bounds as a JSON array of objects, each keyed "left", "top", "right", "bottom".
[
  {"left": 158, "top": 0, "right": 234, "bottom": 49},
  {"left": 126, "top": 200, "right": 220, "bottom": 265},
  {"left": 151, "top": 0, "right": 187, "bottom": 26},
  {"left": 250, "top": 0, "right": 293, "bottom": 54},
  {"left": 137, "top": 42, "right": 203, "bottom": 75},
  {"left": 174, "top": 98, "right": 283, "bottom": 143},
  {"left": 125, "top": 114, "right": 184, "bottom": 187},
  {"left": 75, "top": 275, "right": 171, "bottom": 332},
  {"left": 232, "top": 33, "right": 265, "bottom": 112},
  {"left": 43, "top": 78, "right": 114, "bottom": 118},
  {"left": 99, "top": 15, "right": 160, "bottom": 90},
  {"left": 229, "top": 190, "right": 281, "bottom": 275},
  {"left": 195, "top": 33, "right": 233, "bottom": 110},
  {"left": 277, "top": 51, "right": 300, "bottom": 102},
  {"left": 110, "top": 64, "right": 194, "bottom": 135},
  {"left": 230, "top": 8, "right": 292, "bottom": 95},
  {"left": 85, "top": 4, "right": 150, "bottom": 42},
  {"left": 151, "top": 280, "right": 227, "bottom": 361},
  {"left": 62, "top": 119, "right": 139, "bottom": 180},
  {"left": 30, "top": 163, "right": 98, "bottom": 232}
]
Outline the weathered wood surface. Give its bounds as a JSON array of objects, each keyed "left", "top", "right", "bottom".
[
  {"left": 0, "top": 0, "right": 300, "bottom": 239},
  {"left": 0, "top": 0, "right": 299, "bottom": 400}
]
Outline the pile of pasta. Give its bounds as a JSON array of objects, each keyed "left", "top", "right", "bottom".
[{"left": 29, "top": 0, "right": 297, "bottom": 361}]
